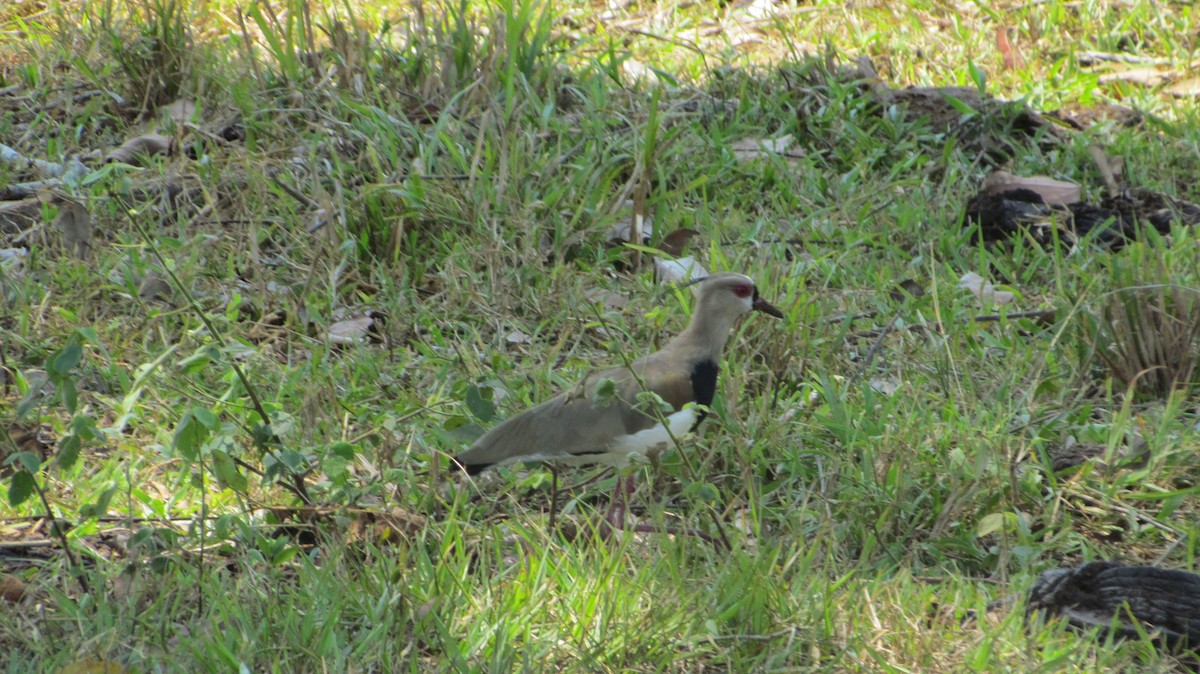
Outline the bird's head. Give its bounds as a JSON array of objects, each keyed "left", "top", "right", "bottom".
[{"left": 691, "top": 272, "right": 784, "bottom": 319}]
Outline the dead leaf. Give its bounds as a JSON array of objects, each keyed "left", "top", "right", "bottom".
[
  {"left": 1097, "top": 66, "right": 1171, "bottom": 87},
  {"left": 983, "top": 171, "right": 1081, "bottom": 206},
  {"left": 1088, "top": 146, "right": 1123, "bottom": 196},
  {"left": 345, "top": 507, "right": 428, "bottom": 546},
  {"left": 584, "top": 288, "right": 629, "bottom": 310},
  {"left": 0, "top": 424, "right": 52, "bottom": 477},
  {"left": 996, "top": 27, "right": 1022, "bottom": 71},
  {"left": 0, "top": 247, "right": 26, "bottom": 274},
  {"left": 53, "top": 198, "right": 92, "bottom": 257},
  {"left": 160, "top": 99, "right": 197, "bottom": 124},
  {"left": 730, "top": 508, "right": 755, "bottom": 535},
  {"left": 1165, "top": 77, "right": 1200, "bottom": 98},
  {"left": 504, "top": 329, "right": 532, "bottom": 344},
  {"left": 734, "top": 0, "right": 778, "bottom": 20},
  {"left": 655, "top": 256, "right": 708, "bottom": 285},
  {"left": 106, "top": 133, "right": 173, "bottom": 165},
  {"left": 607, "top": 199, "right": 653, "bottom": 243},
  {"left": 56, "top": 660, "right": 126, "bottom": 674},
  {"left": 137, "top": 272, "right": 172, "bottom": 302},
  {"left": 245, "top": 310, "right": 288, "bottom": 343},
  {"left": 659, "top": 228, "right": 699, "bottom": 257},
  {"left": 890, "top": 279, "right": 925, "bottom": 302},
  {"left": 621, "top": 58, "right": 659, "bottom": 84},
  {"left": 0, "top": 197, "right": 43, "bottom": 232},
  {"left": 869, "top": 377, "right": 902, "bottom": 395},
  {"left": 959, "top": 272, "right": 1014, "bottom": 306},
  {"left": 0, "top": 574, "right": 26, "bottom": 602},
  {"left": 731, "top": 134, "right": 804, "bottom": 162}
]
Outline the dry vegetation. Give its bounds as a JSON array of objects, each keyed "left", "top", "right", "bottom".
[{"left": 1, "top": 0, "right": 1200, "bottom": 671}]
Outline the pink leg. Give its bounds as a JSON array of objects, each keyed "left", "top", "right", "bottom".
[
  {"left": 597, "top": 474, "right": 727, "bottom": 549},
  {"left": 603, "top": 474, "right": 636, "bottom": 529}
]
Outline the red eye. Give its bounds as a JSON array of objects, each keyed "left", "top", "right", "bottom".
[{"left": 732, "top": 284, "right": 753, "bottom": 298}]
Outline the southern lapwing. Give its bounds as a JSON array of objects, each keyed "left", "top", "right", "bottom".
[{"left": 454, "top": 272, "right": 783, "bottom": 538}]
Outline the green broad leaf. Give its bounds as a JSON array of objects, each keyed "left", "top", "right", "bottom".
[
  {"left": 8, "top": 450, "right": 43, "bottom": 474},
  {"left": 211, "top": 449, "right": 249, "bottom": 492},
  {"left": 47, "top": 334, "right": 83, "bottom": 375},
  {"left": 442, "top": 422, "right": 485, "bottom": 444},
  {"left": 16, "top": 382, "right": 42, "bottom": 419},
  {"left": 275, "top": 449, "right": 307, "bottom": 472},
  {"left": 70, "top": 414, "right": 99, "bottom": 441},
  {"left": 968, "top": 61, "right": 987, "bottom": 93},
  {"left": 9, "top": 470, "right": 35, "bottom": 506},
  {"left": 636, "top": 390, "right": 673, "bottom": 415},
  {"left": 179, "top": 344, "right": 219, "bottom": 375},
  {"left": 593, "top": 377, "right": 617, "bottom": 404},
  {"left": 329, "top": 442, "right": 357, "bottom": 461},
  {"left": 193, "top": 406, "right": 217, "bottom": 429},
  {"left": 648, "top": 67, "right": 679, "bottom": 86},
  {"left": 60, "top": 378, "right": 78, "bottom": 414},
  {"left": 684, "top": 481, "right": 720, "bottom": 503},
  {"left": 324, "top": 455, "right": 349, "bottom": 482},
  {"left": 57, "top": 435, "right": 81, "bottom": 470},
  {"left": 940, "top": 91, "right": 977, "bottom": 116},
  {"left": 271, "top": 543, "right": 299, "bottom": 566},
  {"left": 267, "top": 411, "right": 296, "bottom": 437},
  {"left": 173, "top": 407, "right": 211, "bottom": 460},
  {"left": 464, "top": 384, "right": 496, "bottom": 423},
  {"left": 976, "top": 511, "right": 1017, "bottom": 538}
]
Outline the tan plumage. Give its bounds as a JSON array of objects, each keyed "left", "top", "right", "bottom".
[{"left": 454, "top": 273, "right": 782, "bottom": 474}]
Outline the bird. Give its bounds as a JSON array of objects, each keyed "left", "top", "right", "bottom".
[
  {"left": 453, "top": 272, "right": 783, "bottom": 539},
  {"left": 1026, "top": 561, "right": 1200, "bottom": 656}
]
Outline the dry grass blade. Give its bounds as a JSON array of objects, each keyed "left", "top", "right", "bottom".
[{"left": 1085, "top": 284, "right": 1200, "bottom": 399}]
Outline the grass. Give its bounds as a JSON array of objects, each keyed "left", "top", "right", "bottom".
[{"left": 1, "top": 0, "right": 1199, "bottom": 671}]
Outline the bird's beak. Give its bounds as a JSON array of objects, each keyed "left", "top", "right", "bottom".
[{"left": 753, "top": 292, "right": 784, "bottom": 318}]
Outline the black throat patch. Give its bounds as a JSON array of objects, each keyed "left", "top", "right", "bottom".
[
  {"left": 689, "top": 359, "right": 719, "bottom": 428},
  {"left": 690, "top": 359, "right": 720, "bottom": 407}
]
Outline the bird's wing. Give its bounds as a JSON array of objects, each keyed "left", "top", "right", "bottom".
[{"left": 454, "top": 356, "right": 698, "bottom": 472}]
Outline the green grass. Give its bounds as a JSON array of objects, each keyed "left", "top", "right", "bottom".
[{"left": 2, "top": 0, "right": 1199, "bottom": 671}]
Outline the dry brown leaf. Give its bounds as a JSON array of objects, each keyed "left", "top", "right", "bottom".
[
  {"left": 621, "top": 58, "right": 659, "bottom": 84},
  {"left": 160, "top": 99, "right": 197, "bottom": 124},
  {"left": 654, "top": 256, "right": 708, "bottom": 285},
  {"left": 890, "top": 279, "right": 926, "bottom": 302},
  {"left": 584, "top": 288, "right": 629, "bottom": 310},
  {"left": 0, "top": 424, "right": 52, "bottom": 477},
  {"left": 869, "top": 377, "right": 902, "bottom": 395},
  {"left": 1097, "top": 66, "right": 1171, "bottom": 86},
  {"left": 959, "top": 272, "right": 1014, "bottom": 306},
  {"left": 0, "top": 247, "right": 26, "bottom": 275},
  {"left": 996, "top": 27, "right": 1022, "bottom": 71},
  {"left": 983, "top": 171, "right": 1081, "bottom": 206},
  {"left": 56, "top": 660, "right": 126, "bottom": 674},
  {"left": 53, "top": 198, "right": 92, "bottom": 257},
  {"left": 607, "top": 199, "right": 653, "bottom": 243},
  {"left": 345, "top": 508, "right": 428, "bottom": 546},
  {"left": 0, "top": 574, "right": 27, "bottom": 602},
  {"left": 504, "top": 329, "right": 532, "bottom": 345},
  {"left": 106, "top": 133, "right": 173, "bottom": 166},
  {"left": 0, "top": 197, "right": 43, "bottom": 232},
  {"left": 137, "top": 272, "right": 172, "bottom": 302},
  {"left": 1165, "top": 77, "right": 1200, "bottom": 98},
  {"left": 659, "top": 228, "right": 699, "bottom": 257},
  {"left": 731, "top": 134, "right": 804, "bottom": 162}
]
